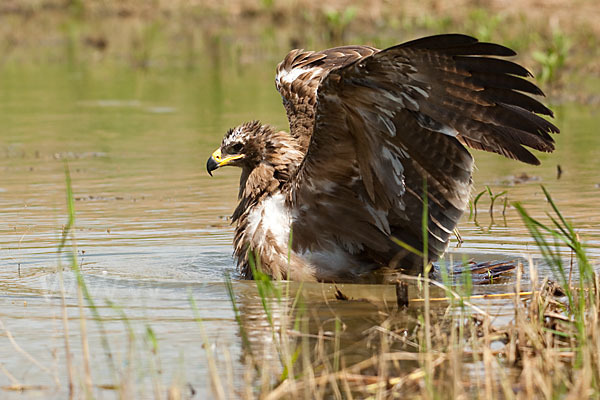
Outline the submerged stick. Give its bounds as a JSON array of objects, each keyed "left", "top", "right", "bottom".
[
  {"left": 396, "top": 273, "right": 490, "bottom": 317},
  {"left": 409, "top": 291, "right": 534, "bottom": 303}
]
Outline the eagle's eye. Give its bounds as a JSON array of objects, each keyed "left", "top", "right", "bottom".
[{"left": 230, "top": 143, "right": 243, "bottom": 153}]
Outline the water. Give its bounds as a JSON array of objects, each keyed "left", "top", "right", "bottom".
[{"left": 1, "top": 61, "right": 599, "bottom": 398}]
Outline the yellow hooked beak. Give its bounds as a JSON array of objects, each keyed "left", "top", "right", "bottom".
[{"left": 206, "top": 148, "right": 244, "bottom": 176}]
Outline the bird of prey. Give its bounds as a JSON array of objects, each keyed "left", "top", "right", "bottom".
[{"left": 206, "top": 34, "right": 558, "bottom": 282}]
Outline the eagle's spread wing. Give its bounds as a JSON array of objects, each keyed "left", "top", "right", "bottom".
[
  {"left": 276, "top": 46, "right": 377, "bottom": 151},
  {"left": 288, "top": 34, "right": 558, "bottom": 272}
]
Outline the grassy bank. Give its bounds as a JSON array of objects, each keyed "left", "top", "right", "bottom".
[{"left": 1, "top": 0, "right": 599, "bottom": 103}]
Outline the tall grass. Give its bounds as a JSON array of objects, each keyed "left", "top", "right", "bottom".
[
  {"left": 515, "top": 185, "right": 596, "bottom": 368},
  {"left": 58, "top": 163, "right": 117, "bottom": 396}
]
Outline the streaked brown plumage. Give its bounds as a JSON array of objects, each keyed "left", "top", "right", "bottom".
[{"left": 206, "top": 34, "right": 559, "bottom": 282}]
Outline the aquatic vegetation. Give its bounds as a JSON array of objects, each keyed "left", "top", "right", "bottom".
[{"left": 470, "top": 185, "right": 508, "bottom": 222}]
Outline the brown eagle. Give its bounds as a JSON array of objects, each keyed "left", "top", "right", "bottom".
[{"left": 206, "top": 34, "right": 558, "bottom": 282}]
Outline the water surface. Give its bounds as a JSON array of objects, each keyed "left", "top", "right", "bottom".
[{"left": 1, "top": 61, "right": 599, "bottom": 398}]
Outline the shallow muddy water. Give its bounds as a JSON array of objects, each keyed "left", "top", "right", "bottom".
[{"left": 1, "top": 61, "right": 599, "bottom": 398}]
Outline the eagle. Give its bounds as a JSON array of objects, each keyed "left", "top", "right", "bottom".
[{"left": 206, "top": 34, "right": 558, "bottom": 282}]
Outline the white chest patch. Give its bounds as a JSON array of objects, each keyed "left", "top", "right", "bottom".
[{"left": 246, "top": 192, "right": 291, "bottom": 249}]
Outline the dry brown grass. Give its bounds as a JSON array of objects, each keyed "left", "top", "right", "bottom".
[{"left": 208, "top": 264, "right": 600, "bottom": 399}]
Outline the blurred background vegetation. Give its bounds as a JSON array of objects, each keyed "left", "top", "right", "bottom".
[{"left": 0, "top": 0, "right": 599, "bottom": 103}]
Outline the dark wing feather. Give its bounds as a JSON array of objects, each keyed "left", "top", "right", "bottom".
[
  {"left": 275, "top": 46, "right": 377, "bottom": 151},
  {"left": 397, "top": 34, "right": 516, "bottom": 56},
  {"left": 289, "top": 34, "right": 558, "bottom": 272}
]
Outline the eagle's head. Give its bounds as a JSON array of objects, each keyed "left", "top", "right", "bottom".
[
  {"left": 206, "top": 121, "right": 268, "bottom": 176},
  {"left": 206, "top": 120, "right": 303, "bottom": 178}
]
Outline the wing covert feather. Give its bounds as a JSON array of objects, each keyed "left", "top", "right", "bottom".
[{"left": 275, "top": 46, "right": 377, "bottom": 151}]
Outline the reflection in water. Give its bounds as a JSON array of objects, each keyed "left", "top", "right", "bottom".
[
  {"left": 233, "top": 282, "right": 421, "bottom": 389},
  {"left": 230, "top": 279, "right": 521, "bottom": 397},
  {"left": 1, "top": 61, "right": 599, "bottom": 397}
]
